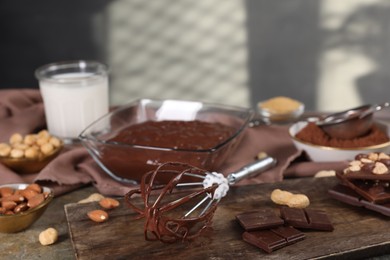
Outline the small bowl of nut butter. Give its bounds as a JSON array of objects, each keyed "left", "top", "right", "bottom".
[
  {"left": 0, "top": 183, "right": 53, "bottom": 233},
  {"left": 0, "top": 130, "right": 63, "bottom": 174},
  {"left": 258, "top": 96, "right": 304, "bottom": 124}
]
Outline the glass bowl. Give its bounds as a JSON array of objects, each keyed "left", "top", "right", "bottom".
[
  {"left": 289, "top": 121, "right": 390, "bottom": 162},
  {"left": 0, "top": 184, "right": 53, "bottom": 233},
  {"left": 79, "top": 99, "right": 254, "bottom": 184}
]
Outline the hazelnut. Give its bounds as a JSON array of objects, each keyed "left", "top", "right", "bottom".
[
  {"left": 49, "top": 137, "right": 61, "bottom": 148},
  {"left": 9, "top": 133, "right": 23, "bottom": 144},
  {"left": 40, "top": 143, "right": 54, "bottom": 155},
  {"left": 39, "top": 228, "right": 58, "bottom": 246},
  {"left": 24, "top": 147, "right": 40, "bottom": 159},
  {"left": 0, "top": 143, "right": 11, "bottom": 157},
  {"left": 23, "top": 134, "right": 37, "bottom": 146},
  {"left": 10, "top": 149, "right": 24, "bottom": 159}
]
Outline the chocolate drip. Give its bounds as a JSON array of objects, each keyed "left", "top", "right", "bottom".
[{"left": 125, "top": 162, "right": 220, "bottom": 243}]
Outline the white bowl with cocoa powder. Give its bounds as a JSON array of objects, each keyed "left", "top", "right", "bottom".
[{"left": 289, "top": 121, "right": 390, "bottom": 162}]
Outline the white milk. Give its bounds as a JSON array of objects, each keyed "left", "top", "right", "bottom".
[{"left": 39, "top": 72, "right": 108, "bottom": 140}]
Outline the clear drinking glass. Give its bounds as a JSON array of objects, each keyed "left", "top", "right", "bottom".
[{"left": 35, "top": 60, "right": 109, "bottom": 143}]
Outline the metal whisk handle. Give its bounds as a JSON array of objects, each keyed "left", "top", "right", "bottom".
[{"left": 227, "top": 156, "right": 277, "bottom": 185}]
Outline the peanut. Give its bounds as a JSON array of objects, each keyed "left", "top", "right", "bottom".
[
  {"left": 286, "top": 194, "right": 310, "bottom": 208},
  {"left": 314, "top": 170, "right": 336, "bottom": 178},
  {"left": 270, "top": 188, "right": 310, "bottom": 208},
  {"left": 270, "top": 189, "right": 293, "bottom": 205},
  {"left": 39, "top": 227, "right": 58, "bottom": 246},
  {"left": 87, "top": 210, "right": 109, "bottom": 223}
]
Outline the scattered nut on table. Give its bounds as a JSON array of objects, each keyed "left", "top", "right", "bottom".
[
  {"left": 87, "top": 209, "right": 109, "bottom": 223},
  {"left": 99, "top": 198, "right": 120, "bottom": 209},
  {"left": 270, "top": 188, "right": 310, "bottom": 208},
  {"left": 77, "top": 193, "right": 105, "bottom": 203},
  {"left": 39, "top": 227, "right": 58, "bottom": 246},
  {"left": 314, "top": 170, "right": 336, "bottom": 178}
]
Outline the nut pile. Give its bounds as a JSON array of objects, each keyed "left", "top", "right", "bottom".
[
  {"left": 0, "top": 130, "right": 62, "bottom": 160},
  {"left": 0, "top": 184, "right": 51, "bottom": 215},
  {"left": 343, "top": 152, "right": 390, "bottom": 175}
]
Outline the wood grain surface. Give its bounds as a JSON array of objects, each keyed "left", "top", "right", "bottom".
[{"left": 64, "top": 177, "right": 390, "bottom": 260}]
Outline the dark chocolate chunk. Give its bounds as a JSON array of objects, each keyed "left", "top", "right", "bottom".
[
  {"left": 236, "top": 209, "right": 284, "bottom": 231},
  {"left": 242, "top": 226, "right": 305, "bottom": 253},
  {"left": 280, "top": 207, "right": 334, "bottom": 231},
  {"left": 328, "top": 184, "right": 390, "bottom": 217},
  {"left": 271, "top": 225, "right": 305, "bottom": 244},
  {"left": 336, "top": 172, "right": 390, "bottom": 204},
  {"left": 343, "top": 170, "right": 390, "bottom": 181}
]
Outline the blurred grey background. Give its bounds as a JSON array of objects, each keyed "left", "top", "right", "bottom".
[{"left": 1, "top": 0, "right": 390, "bottom": 111}]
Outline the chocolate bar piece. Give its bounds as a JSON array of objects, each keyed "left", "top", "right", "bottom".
[
  {"left": 236, "top": 209, "right": 284, "bottom": 231},
  {"left": 242, "top": 226, "right": 305, "bottom": 253},
  {"left": 343, "top": 171, "right": 390, "bottom": 181},
  {"left": 336, "top": 172, "right": 390, "bottom": 204},
  {"left": 280, "top": 207, "right": 334, "bottom": 231},
  {"left": 343, "top": 153, "right": 390, "bottom": 181},
  {"left": 328, "top": 184, "right": 390, "bottom": 217}
]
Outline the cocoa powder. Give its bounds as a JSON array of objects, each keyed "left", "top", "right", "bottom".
[{"left": 295, "top": 122, "right": 389, "bottom": 148}]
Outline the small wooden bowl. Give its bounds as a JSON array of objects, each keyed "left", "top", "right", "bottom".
[
  {"left": 0, "top": 145, "right": 63, "bottom": 174},
  {"left": 0, "top": 184, "right": 53, "bottom": 233}
]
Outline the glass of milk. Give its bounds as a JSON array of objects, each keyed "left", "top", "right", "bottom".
[{"left": 35, "top": 60, "right": 109, "bottom": 143}]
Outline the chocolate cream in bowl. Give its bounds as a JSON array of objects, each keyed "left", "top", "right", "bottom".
[{"left": 99, "top": 120, "right": 239, "bottom": 184}]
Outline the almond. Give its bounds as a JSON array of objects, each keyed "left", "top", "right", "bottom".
[
  {"left": 99, "top": 198, "right": 120, "bottom": 209},
  {"left": 87, "top": 209, "right": 109, "bottom": 223}
]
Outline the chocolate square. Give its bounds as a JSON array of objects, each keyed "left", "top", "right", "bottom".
[
  {"left": 242, "top": 226, "right": 305, "bottom": 253},
  {"left": 280, "top": 207, "right": 334, "bottom": 231},
  {"left": 336, "top": 172, "right": 390, "bottom": 204},
  {"left": 328, "top": 184, "right": 390, "bottom": 217},
  {"left": 236, "top": 209, "right": 284, "bottom": 231}
]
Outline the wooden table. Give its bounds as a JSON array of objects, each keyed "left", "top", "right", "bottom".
[{"left": 1, "top": 177, "right": 389, "bottom": 259}]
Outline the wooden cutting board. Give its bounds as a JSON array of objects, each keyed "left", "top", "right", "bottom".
[{"left": 64, "top": 177, "right": 390, "bottom": 259}]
